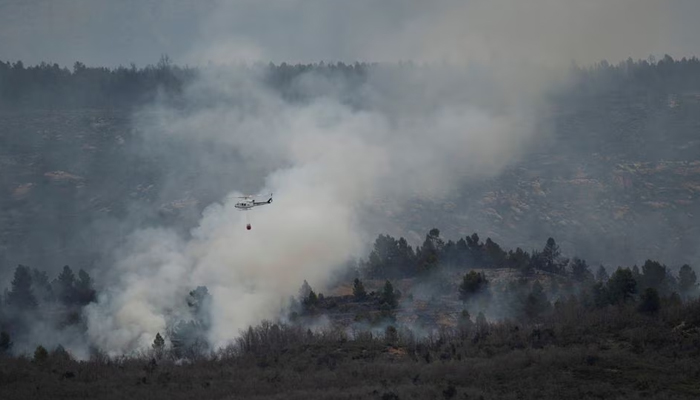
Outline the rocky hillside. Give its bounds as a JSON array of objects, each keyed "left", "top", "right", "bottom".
[
  {"left": 384, "top": 91, "right": 700, "bottom": 267},
  {"left": 3, "top": 60, "right": 700, "bottom": 277}
]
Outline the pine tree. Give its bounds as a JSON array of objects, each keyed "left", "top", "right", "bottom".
[
  {"left": 187, "top": 286, "right": 212, "bottom": 328},
  {"left": 459, "top": 271, "right": 488, "bottom": 301},
  {"left": 640, "top": 260, "right": 668, "bottom": 293},
  {"left": 6, "top": 265, "right": 37, "bottom": 310},
  {"left": 595, "top": 265, "right": 609, "bottom": 282},
  {"left": 298, "top": 280, "right": 312, "bottom": 301},
  {"left": 31, "top": 268, "right": 54, "bottom": 303},
  {"left": 152, "top": 332, "right": 165, "bottom": 358},
  {"left": 169, "top": 320, "right": 208, "bottom": 358},
  {"left": 524, "top": 281, "right": 550, "bottom": 320},
  {"left": 352, "top": 278, "right": 367, "bottom": 300},
  {"left": 304, "top": 289, "right": 319, "bottom": 307},
  {"left": 416, "top": 229, "right": 443, "bottom": 274},
  {"left": 475, "top": 311, "right": 488, "bottom": 336},
  {"left": 483, "top": 238, "right": 506, "bottom": 267},
  {"left": 468, "top": 233, "right": 484, "bottom": 266},
  {"left": 54, "top": 265, "right": 77, "bottom": 305},
  {"left": 539, "top": 238, "right": 568, "bottom": 273},
  {"left": 638, "top": 288, "right": 660, "bottom": 314},
  {"left": 0, "top": 331, "right": 12, "bottom": 354},
  {"left": 381, "top": 280, "right": 398, "bottom": 308},
  {"left": 542, "top": 238, "right": 560, "bottom": 261},
  {"left": 75, "top": 269, "right": 96, "bottom": 305},
  {"left": 631, "top": 265, "right": 641, "bottom": 280},
  {"left": 570, "top": 258, "right": 593, "bottom": 282},
  {"left": 607, "top": 268, "right": 637, "bottom": 304},
  {"left": 678, "top": 264, "right": 697, "bottom": 296},
  {"left": 33, "top": 345, "right": 48, "bottom": 362},
  {"left": 457, "top": 310, "right": 473, "bottom": 337},
  {"left": 384, "top": 325, "right": 398, "bottom": 344},
  {"left": 396, "top": 237, "right": 416, "bottom": 277}
]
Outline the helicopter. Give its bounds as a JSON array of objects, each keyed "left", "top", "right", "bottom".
[{"left": 234, "top": 193, "right": 273, "bottom": 230}]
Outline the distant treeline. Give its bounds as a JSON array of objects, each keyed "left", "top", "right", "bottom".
[
  {"left": 2, "top": 55, "right": 700, "bottom": 108},
  {"left": 570, "top": 54, "right": 700, "bottom": 96},
  {"left": 0, "top": 262, "right": 210, "bottom": 358},
  {"left": 1, "top": 227, "right": 699, "bottom": 361},
  {"left": 0, "top": 56, "right": 195, "bottom": 108},
  {"left": 0, "top": 56, "right": 370, "bottom": 109},
  {"left": 359, "top": 228, "right": 698, "bottom": 300}
]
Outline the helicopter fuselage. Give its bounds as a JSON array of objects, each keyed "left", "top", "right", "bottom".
[{"left": 234, "top": 197, "right": 272, "bottom": 210}]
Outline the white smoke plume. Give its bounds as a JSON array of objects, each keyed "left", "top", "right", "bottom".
[
  {"left": 83, "top": 62, "right": 534, "bottom": 354},
  {"left": 80, "top": 0, "right": 693, "bottom": 355}
]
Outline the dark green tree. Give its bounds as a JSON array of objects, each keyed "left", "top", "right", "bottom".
[
  {"left": 51, "top": 344, "right": 71, "bottom": 362},
  {"left": 640, "top": 260, "right": 668, "bottom": 293},
  {"left": 607, "top": 268, "right": 637, "bottom": 304},
  {"left": 631, "top": 265, "right": 641, "bottom": 281},
  {"left": 595, "top": 265, "right": 609, "bottom": 282},
  {"left": 31, "top": 268, "right": 54, "bottom": 303},
  {"left": 169, "top": 320, "right": 209, "bottom": 358},
  {"left": 366, "top": 250, "right": 384, "bottom": 278},
  {"left": 416, "top": 229, "right": 444, "bottom": 275},
  {"left": 396, "top": 237, "right": 416, "bottom": 277},
  {"left": 152, "top": 332, "right": 166, "bottom": 358},
  {"left": 454, "top": 238, "right": 469, "bottom": 264},
  {"left": 465, "top": 233, "right": 483, "bottom": 266},
  {"left": 570, "top": 257, "right": 593, "bottom": 282},
  {"left": 442, "top": 240, "right": 458, "bottom": 266},
  {"left": 384, "top": 325, "right": 398, "bottom": 344},
  {"left": 381, "top": 280, "right": 398, "bottom": 308},
  {"left": 187, "top": 286, "right": 212, "bottom": 326},
  {"left": 33, "top": 345, "right": 48, "bottom": 363},
  {"left": 540, "top": 237, "right": 566, "bottom": 273},
  {"left": 54, "top": 265, "right": 77, "bottom": 305},
  {"left": 6, "top": 265, "right": 37, "bottom": 310},
  {"left": 591, "top": 281, "right": 609, "bottom": 308},
  {"left": 507, "top": 247, "right": 532, "bottom": 274},
  {"left": 304, "top": 289, "right": 319, "bottom": 307},
  {"left": 352, "top": 278, "right": 367, "bottom": 300},
  {"left": 475, "top": 311, "right": 488, "bottom": 336},
  {"left": 483, "top": 238, "right": 506, "bottom": 267},
  {"left": 365, "top": 234, "right": 410, "bottom": 278},
  {"left": 457, "top": 310, "right": 474, "bottom": 337},
  {"left": 0, "top": 331, "right": 11, "bottom": 354},
  {"left": 638, "top": 288, "right": 661, "bottom": 315},
  {"left": 523, "top": 281, "right": 550, "bottom": 320},
  {"left": 678, "top": 264, "right": 697, "bottom": 296},
  {"left": 298, "top": 280, "right": 312, "bottom": 301},
  {"left": 459, "top": 271, "right": 488, "bottom": 302},
  {"left": 75, "top": 269, "right": 96, "bottom": 305}
]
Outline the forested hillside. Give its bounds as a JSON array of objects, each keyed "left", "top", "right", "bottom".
[
  {"left": 2, "top": 225, "right": 699, "bottom": 399},
  {"left": 2, "top": 56, "right": 700, "bottom": 275},
  {"left": 3, "top": 1, "right": 700, "bottom": 398}
]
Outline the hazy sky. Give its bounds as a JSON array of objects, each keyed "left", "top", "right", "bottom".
[{"left": 1, "top": 0, "right": 699, "bottom": 67}]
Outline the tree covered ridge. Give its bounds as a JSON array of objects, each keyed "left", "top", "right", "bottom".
[
  {"left": 1, "top": 227, "right": 698, "bottom": 358},
  {"left": 3, "top": 55, "right": 700, "bottom": 108},
  {"left": 1, "top": 227, "right": 700, "bottom": 399},
  {"left": 0, "top": 56, "right": 370, "bottom": 108},
  {"left": 359, "top": 228, "right": 697, "bottom": 296}
]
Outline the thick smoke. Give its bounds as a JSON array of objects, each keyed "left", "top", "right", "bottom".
[
  {"left": 1, "top": 0, "right": 693, "bottom": 355},
  {"left": 84, "top": 62, "right": 535, "bottom": 354}
]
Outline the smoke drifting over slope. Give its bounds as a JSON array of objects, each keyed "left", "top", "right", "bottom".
[
  {"left": 3, "top": 1, "right": 698, "bottom": 355},
  {"left": 84, "top": 62, "right": 535, "bottom": 353}
]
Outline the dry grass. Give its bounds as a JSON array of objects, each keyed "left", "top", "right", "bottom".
[{"left": 2, "top": 301, "right": 700, "bottom": 399}]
